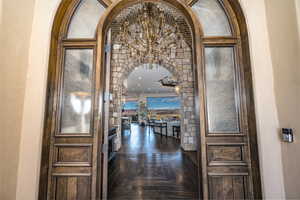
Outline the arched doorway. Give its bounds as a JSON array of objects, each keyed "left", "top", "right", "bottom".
[
  {"left": 102, "top": 4, "right": 200, "bottom": 197},
  {"left": 39, "top": 0, "right": 262, "bottom": 199}
]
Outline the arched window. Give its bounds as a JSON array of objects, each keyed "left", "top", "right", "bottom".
[
  {"left": 67, "top": 0, "right": 105, "bottom": 38},
  {"left": 193, "top": 0, "right": 232, "bottom": 36}
]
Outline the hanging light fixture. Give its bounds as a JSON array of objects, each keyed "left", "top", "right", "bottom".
[
  {"left": 157, "top": 76, "right": 181, "bottom": 94},
  {"left": 158, "top": 76, "right": 179, "bottom": 87},
  {"left": 118, "top": 2, "right": 183, "bottom": 65}
]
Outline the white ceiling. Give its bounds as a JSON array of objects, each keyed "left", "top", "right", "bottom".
[{"left": 124, "top": 64, "right": 176, "bottom": 96}]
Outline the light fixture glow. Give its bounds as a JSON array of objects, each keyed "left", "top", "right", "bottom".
[{"left": 175, "top": 86, "right": 180, "bottom": 94}]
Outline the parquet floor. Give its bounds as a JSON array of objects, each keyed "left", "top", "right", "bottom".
[{"left": 108, "top": 124, "right": 200, "bottom": 200}]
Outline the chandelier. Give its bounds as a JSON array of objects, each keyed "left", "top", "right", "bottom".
[{"left": 118, "top": 2, "right": 183, "bottom": 65}]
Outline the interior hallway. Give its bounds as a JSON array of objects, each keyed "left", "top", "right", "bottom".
[{"left": 108, "top": 124, "right": 199, "bottom": 200}]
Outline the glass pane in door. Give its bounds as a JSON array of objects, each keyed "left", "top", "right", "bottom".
[
  {"left": 204, "top": 47, "right": 239, "bottom": 133},
  {"left": 60, "top": 49, "right": 93, "bottom": 134}
]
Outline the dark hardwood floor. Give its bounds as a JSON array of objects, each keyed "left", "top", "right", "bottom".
[{"left": 108, "top": 124, "right": 200, "bottom": 200}]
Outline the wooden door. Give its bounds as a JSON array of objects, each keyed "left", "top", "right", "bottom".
[
  {"left": 190, "top": 0, "right": 261, "bottom": 199},
  {"left": 38, "top": 0, "right": 107, "bottom": 199},
  {"left": 101, "top": 29, "right": 112, "bottom": 200},
  {"left": 198, "top": 46, "right": 255, "bottom": 199},
  {"left": 39, "top": 45, "right": 102, "bottom": 200}
]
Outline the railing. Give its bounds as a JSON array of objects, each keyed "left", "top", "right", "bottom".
[{"left": 147, "top": 120, "right": 181, "bottom": 140}]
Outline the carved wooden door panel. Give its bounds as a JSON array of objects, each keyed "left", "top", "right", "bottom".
[
  {"left": 191, "top": 0, "right": 261, "bottom": 199},
  {"left": 198, "top": 46, "right": 259, "bottom": 199},
  {"left": 42, "top": 46, "right": 101, "bottom": 200},
  {"left": 38, "top": 0, "right": 107, "bottom": 199}
]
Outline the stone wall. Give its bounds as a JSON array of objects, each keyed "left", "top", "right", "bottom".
[{"left": 109, "top": 38, "right": 197, "bottom": 151}]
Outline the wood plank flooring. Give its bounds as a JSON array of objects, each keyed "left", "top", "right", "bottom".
[{"left": 108, "top": 124, "right": 200, "bottom": 200}]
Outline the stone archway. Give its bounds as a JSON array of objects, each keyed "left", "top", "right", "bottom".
[
  {"left": 109, "top": 27, "right": 197, "bottom": 150},
  {"left": 106, "top": 2, "right": 197, "bottom": 151}
]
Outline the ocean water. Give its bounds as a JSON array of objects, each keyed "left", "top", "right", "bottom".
[{"left": 123, "top": 97, "right": 181, "bottom": 110}]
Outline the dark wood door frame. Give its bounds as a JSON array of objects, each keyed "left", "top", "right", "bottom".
[{"left": 38, "top": 0, "right": 262, "bottom": 199}]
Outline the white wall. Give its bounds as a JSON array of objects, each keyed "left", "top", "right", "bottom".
[
  {"left": 264, "top": 0, "right": 300, "bottom": 198},
  {"left": 1, "top": 0, "right": 299, "bottom": 199}
]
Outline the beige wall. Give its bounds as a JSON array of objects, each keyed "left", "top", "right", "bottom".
[
  {"left": 0, "top": 2, "right": 3, "bottom": 198},
  {"left": 1, "top": 0, "right": 299, "bottom": 199},
  {"left": 0, "top": 0, "right": 36, "bottom": 199},
  {"left": 297, "top": 0, "right": 300, "bottom": 42},
  {"left": 265, "top": 0, "right": 300, "bottom": 198},
  {"left": 15, "top": 1, "right": 60, "bottom": 199},
  {"left": 239, "top": 0, "right": 286, "bottom": 198},
  {"left": 0, "top": 0, "right": 2, "bottom": 25}
]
